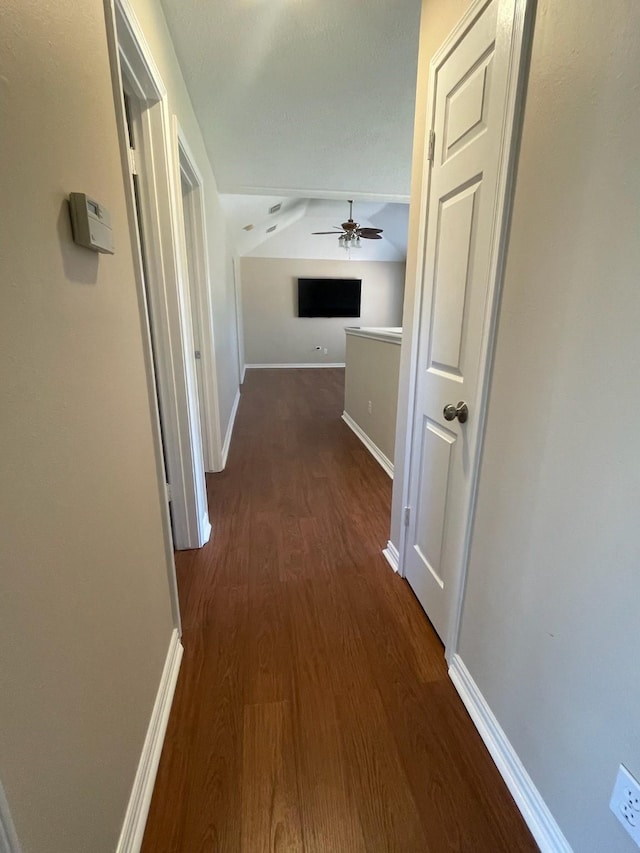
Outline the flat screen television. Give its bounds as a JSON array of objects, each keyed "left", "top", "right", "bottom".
[{"left": 297, "top": 278, "right": 362, "bottom": 318}]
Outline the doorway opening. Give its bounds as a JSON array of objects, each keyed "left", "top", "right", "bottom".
[{"left": 175, "top": 126, "right": 223, "bottom": 474}]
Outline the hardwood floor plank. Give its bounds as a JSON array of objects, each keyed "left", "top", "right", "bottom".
[
  {"left": 244, "top": 580, "right": 292, "bottom": 705},
  {"left": 142, "top": 586, "right": 248, "bottom": 852},
  {"left": 290, "top": 688, "right": 367, "bottom": 853},
  {"left": 335, "top": 686, "right": 432, "bottom": 853},
  {"left": 241, "top": 701, "right": 303, "bottom": 853},
  {"left": 142, "top": 368, "right": 536, "bottom": 853}
]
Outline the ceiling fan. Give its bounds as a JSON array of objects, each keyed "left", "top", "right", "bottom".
[{"left": 312, "top": 200, "right": 383, "bottom": 245}]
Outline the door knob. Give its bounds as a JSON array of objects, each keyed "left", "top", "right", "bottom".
[{"left": 443, "top": 401, "right": 469, "bottom": 424}]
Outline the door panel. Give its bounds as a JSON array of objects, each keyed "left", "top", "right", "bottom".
[
  {"left": 428, "top": 180, "right": 481, "bottom": 377},
  {"left": 442, "top": 48, "right": 494, "bottom": 162},
  {"left": 404, "top": 0, "right": 529, "bottom": 644},
  {"left": 415, "top": 417, "right": 457, "bottom": 588}
]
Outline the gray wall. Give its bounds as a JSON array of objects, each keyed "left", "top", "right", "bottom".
[
  {"left": 393, "top": 0, "right": 640, "bottom": 850},
  {"left": 240, "top": 258, "right": 405, "bottom": 365},
  {"left": 0, "top": 0, "right": 240, "bottom": 849},
  {"left": 0, "top": 1, "right": 175, "bottom": 849},
  {"left": 344, "top": 335, "right": 401, "bottom": 466},
  {"left": 458, "top": 1, "right": 640, "bottom": 850}
]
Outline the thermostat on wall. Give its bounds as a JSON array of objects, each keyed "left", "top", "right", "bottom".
[{"left": 68, "top": 192, "right": 114, "bottom": 254}]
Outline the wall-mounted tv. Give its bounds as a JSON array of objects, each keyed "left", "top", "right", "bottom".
[{"left": 297, "top": 278, "right": 362, "bottom": 318}]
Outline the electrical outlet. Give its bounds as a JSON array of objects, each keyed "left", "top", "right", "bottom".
[
  {"left": 367, "top": 400, "right": 372, "bottom": 414},
  {"left": 323, "top": 347, "right": 328, "bottom": 354},
  {"left": 610, "top": 764, "right": 640, "bottom": 847}
]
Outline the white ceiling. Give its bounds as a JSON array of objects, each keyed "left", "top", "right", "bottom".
[
  {"left": 221, "top": 196, "right": 409, "bottom": 260},
  {"left": 160, "top": 0, "right": 422, "bottom": 199}
]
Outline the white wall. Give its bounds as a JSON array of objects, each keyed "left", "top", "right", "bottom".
[
  {"left": 393, "top": 0, "right": 640, "bottom": 851},
  {"left": 0, "top": 1, "right": 176, "bottom": 849},
  {"left": 241, "top": 258, "right": 405, "bottom": 365},
  {"left": 129, "top": 0, "right": 241, "bottom": 436}
]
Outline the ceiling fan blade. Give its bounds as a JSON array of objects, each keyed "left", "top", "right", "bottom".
[
  {"left": 312, "top": 231, "right": 346, "bottom": 235},
  {"left": 359, "top": 233, "right": 383, "bottom": 240},
  {"left": 357, "top": 228, "right": 384, "bottom": 237}
]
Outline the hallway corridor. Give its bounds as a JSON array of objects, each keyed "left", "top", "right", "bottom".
[{"left": 142, "top": 369, "right": 536, "bottom": 852}]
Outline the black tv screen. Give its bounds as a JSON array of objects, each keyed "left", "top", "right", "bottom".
[{"left": 297, "top": 278, "right": 362, "bottom": 318}]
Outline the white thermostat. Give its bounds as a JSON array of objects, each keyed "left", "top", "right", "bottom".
[{"left": 69, "top": 192, "right": 114, "bottom": 254}]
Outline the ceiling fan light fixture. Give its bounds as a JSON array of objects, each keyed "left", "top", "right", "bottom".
[{"left": 312, "top": 200, "right": 384, "bottom": 250}]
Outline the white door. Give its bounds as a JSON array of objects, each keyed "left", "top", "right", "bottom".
[{"left": 404, "top": 0, "right": 531, "bottom": 645}]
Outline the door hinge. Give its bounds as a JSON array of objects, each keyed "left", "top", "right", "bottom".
[
  {"left": 128, "top": 146, "right": 138, "bottom": 176},
  {"left": 194, "top": 350, "right": 201, "bottom": 360},
  {"left": 404, "top": 506, "right": 411, "bottom": 527},
  {"left": 165, "top": 482, "right": 172, "bottom": 502},
  {"left": 427, "top": 129, "right": 436, "bottom": 163}
]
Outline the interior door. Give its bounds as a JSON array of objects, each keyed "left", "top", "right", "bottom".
[{"left": 405, "top": 0, "right": 530, "bottom": 644}]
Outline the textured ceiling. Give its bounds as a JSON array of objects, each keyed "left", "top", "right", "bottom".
[{"left": 160, "top": 0, "right": 422, "bottom": 199}]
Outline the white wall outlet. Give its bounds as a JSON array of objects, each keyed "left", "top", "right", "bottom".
[
  {"left": 367, "top": 400, "right": 373, "bottom": 414},
  {"left": 610, "top": 764, "right": 640, "bottom": 847},
  {"left": 323, "top": 347, "right": 328, "bottom": 354}
]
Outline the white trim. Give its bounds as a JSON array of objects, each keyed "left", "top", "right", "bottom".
[
  {"left": 383, "top": 540, "right": 400, "bottom": 573},
  {"left": 398, "top": 0, "right": 535, "bottom": 659},
  {"left": 449, "top": 656, "right": 573, "bottom": 853},
  {"left": 241, "top": 364, "right": 247, "bottom": 384},
  {"left": 112, "top": 0, "right": 209, "bottom": 550},
  {"left": 117, "top": 630, "right": 183, "bottom": 853},
  {"left": 232, "top": 257, "right": 245, "bottom": 388},
  {"left": 221, "top": 390, "right": 241, "bottom": 469},
  {"left": 224, "top": 186, "right": 410, "bottom": 204},
  {"left": 200, "top": 511, "right": 212, "bottom": 545},
  {"left": 103, "top": 0, "right": 181, "bottom": 628},
  {"left": 174, "top": 118, "right": 223, "bottom": 474},
  {"left": 245, "top": 363, "right": 346, "bottom": 369},
  {"left": 0, "top": 781, "right": 21, "bottom": 853},
  {"left": 342, "top": 412, "right": 394, "bottom": 478},
  {"left": 345, "top": 327, "right": 402, "bottom": 345}
]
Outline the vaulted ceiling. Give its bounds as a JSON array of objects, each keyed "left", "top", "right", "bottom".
[
  {"left": 221, "top": 196, "right": 410, "bottom": 260},
  {"left": 159, "top": 0, "right": 422, "bottom": 200}
]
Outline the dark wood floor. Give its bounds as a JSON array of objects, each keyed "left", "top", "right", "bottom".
[{"left": 142, "top": 368, "right": 536, "bottom": 853}]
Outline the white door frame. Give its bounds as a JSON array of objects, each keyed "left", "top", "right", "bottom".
[
  {"left": 174, "top": 119, "right": 223, "bottom": 473},
  {"left": 397, "top": 0, "right": 534, "bottom": 660},
  {"left": 232, "top": 257, "right": 246, "bottom": 384},
  {"left": 106, "top": 0, "right": 211, "bottom": 552},
  {"left": 0, "top": 778, "right": 20, "bottom": 853}
]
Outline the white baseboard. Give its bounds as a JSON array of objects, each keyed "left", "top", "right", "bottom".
[
  {"left": 245, "top": 363, "right": 346, "bottom": 369},
  {"left": 341, "top": 411, "right": 394, "bottom": 479},
  {"left": 0, "top": 779, "right": 21, "bottom": 853},
  {"left": 383, "top": 540, "right": 399, "bottom": 573},
  {"left": 116, "top": 630, "right": 183, "bottom": 853},
  {"left": 199, "top": 511, "right": 212, "bottom": 547},
  {"left": 448, "top": 655, "right": 573, "bottom": 853},
  {"left": 221, "top": 389, "right": 241, "bottom": 469}
]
